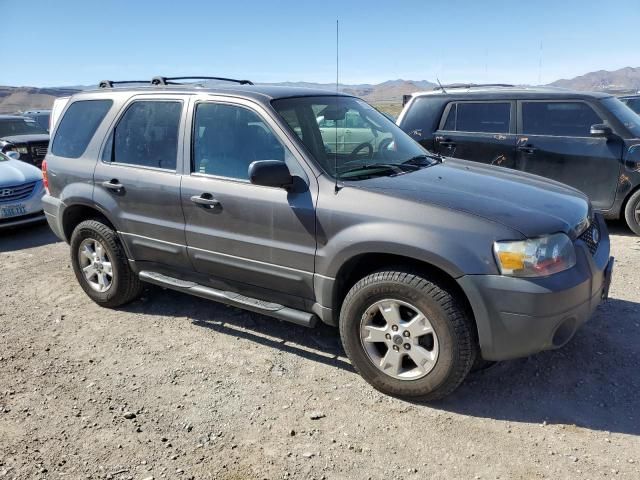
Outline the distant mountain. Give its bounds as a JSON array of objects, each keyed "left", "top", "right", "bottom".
[
  {"left": 0, "top": 86, "right": 80, "bottom": 114},
  {"left": 548, "top": 66, "right": 640, "bottom": 93},
  {"left": 0, "top": 79, "right": 437, "bottom": 114}
]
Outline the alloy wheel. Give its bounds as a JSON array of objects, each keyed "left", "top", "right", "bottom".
[
  {"left": 78, "top": 238, "right": 113, "bottom": 293},
  {"left": 359, "top": 299, "right": 439, "bottom": 380}
]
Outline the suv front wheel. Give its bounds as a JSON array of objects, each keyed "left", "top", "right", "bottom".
[
  {"left": 70, "top": 219, "right": 143, "bottom": 307},
  {"left": 339, "top": 270, "right": 476, "bottom": 401}
]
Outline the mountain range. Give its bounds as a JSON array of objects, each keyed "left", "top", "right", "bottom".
[{"left": 2, "top": 67, "right": 639, "bottom": 115}]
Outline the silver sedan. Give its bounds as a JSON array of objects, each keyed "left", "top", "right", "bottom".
[{"left": 0, "top": 152, "right": 45, "bottom": 229}]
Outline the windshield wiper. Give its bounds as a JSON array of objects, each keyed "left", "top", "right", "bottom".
[
  {"left": 402, "top": 154, "right": 442, "bottom": 166},
  {"left": 339, "top": 163, "right": 419, "bottom": 178}
]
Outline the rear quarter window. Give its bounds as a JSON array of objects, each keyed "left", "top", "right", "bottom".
[
  {"left": 399, "top": 97, "right": 447, "bottom": 138},
  {"left": 51, "top": 100, "right": 113, "bottom": 158}
]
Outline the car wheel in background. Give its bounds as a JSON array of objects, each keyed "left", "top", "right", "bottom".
[
  {"left": 624, "top": 189, "right": 640, "bottom": 236},
  {"left": 70, "top": 219, "right": 143, "bottom": 307},
  {"left": 339, "top": 270, "right": 477, "bottom": 401}
]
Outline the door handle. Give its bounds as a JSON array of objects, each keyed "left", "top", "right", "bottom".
[
  {"left": 517, "top": 145, "right": 537, "bottom": 155},
  {"left": 190, "top": 194, "right": 221, "bottom": 209},
  {"left": 439, "top": 139, "right": 456, "bottom": 148},
  {"left": 102, "top": 179, "right": 124, "bottom": 191}
]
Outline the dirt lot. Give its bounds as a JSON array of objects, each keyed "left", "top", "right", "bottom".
[{"left": 1, "top": 222, "right": 639, "bottom": 480}]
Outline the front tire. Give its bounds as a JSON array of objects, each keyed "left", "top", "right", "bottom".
[
  {"left": 624, "top": 189, "right": 640, "bottom": 236},
  {"left": 339, "top": 270, "right": 476, "bottom": 401},
  {"left": 70, "top": 219, "right": 143, "bottom": 308}
]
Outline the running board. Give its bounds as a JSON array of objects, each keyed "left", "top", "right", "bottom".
[{"left": 138, "top": 271, "right": 318, "bottom": 328}]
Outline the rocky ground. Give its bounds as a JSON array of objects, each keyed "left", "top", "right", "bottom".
[{"left": 0, "top": 222, "right": 639, "bottom": 480}]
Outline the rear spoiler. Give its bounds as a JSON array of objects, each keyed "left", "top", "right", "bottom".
[{"left": 402, "top": 94, "right": 413, "bottom": 107}]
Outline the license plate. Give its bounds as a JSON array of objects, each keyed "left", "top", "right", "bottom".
[{"left": 0, "top": 204, "right": 27, "bottom": 219}]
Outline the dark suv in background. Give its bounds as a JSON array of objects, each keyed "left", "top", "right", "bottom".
[
  {"left": 0, "top": 114, "right": 50, "bottom": 168},
  {"left": 398, "top": 85, "right": 640, "bottom": 234},
  {"left": 42, "top": 77, "right": 612, "bottom": 400}
]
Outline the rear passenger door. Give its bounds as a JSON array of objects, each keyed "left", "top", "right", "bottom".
[
  {"left": 93, "top": 96, "right": 190, "bottom": 268},
  {"left": 434, "top": 101, "right": 517, "bottom": 167},
  {"left": 180, "top": 97, "right": 317, "bottom": 309},
  {"left": 516, "top": 100, "right": 622, "bottom": 210}
]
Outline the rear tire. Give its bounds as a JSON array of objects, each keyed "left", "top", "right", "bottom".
[
  {"left": 339, "top": 270, "right": 477, "bottom": 401},
  {"left": 624, "top": 189, "right": 640, "bottom": 236},
  {"left": 70, "top": 219, "right": 143, "bottom": 308}
]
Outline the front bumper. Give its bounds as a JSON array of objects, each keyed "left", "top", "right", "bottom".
[
  {"left": 458, "top": 214, "right": 612, "bottom": 361},
  {"left": 0, "top": 182, "right": 46, "bottom": 229}
]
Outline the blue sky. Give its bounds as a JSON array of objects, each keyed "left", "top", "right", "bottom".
[{"left": 2, "top": 0, "right": 638, "bottom": 87}]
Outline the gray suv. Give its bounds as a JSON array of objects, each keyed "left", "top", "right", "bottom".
[{"left": 42, "top": 77, "right": 614, "bottom": 400}]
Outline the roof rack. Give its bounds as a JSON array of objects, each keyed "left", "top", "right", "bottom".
[
  {"left": 98, "top": 76, "right": 254, "bottom": 89},
  {"left": 432, "top": 83, "right": 515, "bottom": 90},
  {"left": 151, "top": 76, "right": 254, "bottom": 86},
  {"left": 98, "top": 80, "right": 150, "bottom": 88}
]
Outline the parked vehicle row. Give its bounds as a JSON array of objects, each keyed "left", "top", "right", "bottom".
[
  {"left": 41, "top": 77, "right": 613, "bottom": 400},
  {"left": 397, "top": 85, "right": 640, "bottom": 234}
]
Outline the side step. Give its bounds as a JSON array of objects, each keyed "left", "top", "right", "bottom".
[{"left": 138, "top": 271, "right": 318, "bottom": 328}]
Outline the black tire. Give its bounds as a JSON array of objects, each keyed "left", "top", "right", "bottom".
[
  {"left": 339, "top": 270, "right": 477, "bottom": 401},
  {"left": 624, "top": 189, "right": 640, "bottom": 236},
  {"left": 70, "top": 219, "right": 143, "bottom": 308}
]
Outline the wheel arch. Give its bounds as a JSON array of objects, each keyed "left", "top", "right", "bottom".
[
  {"left": 330, "top": 252, "right": 478, "bottom": 343},
  {"left": 61, "top": 203, "right": 117, "bottom": 242}
]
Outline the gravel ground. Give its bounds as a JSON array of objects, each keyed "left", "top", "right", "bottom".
[{"left": 1, "top": 221, "right": 639, "bottom": 480}]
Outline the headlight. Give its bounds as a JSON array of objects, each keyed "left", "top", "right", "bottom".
[
  {"left": 4, "top": 145, "right": 28, "bottom": 154},
  {"left": 494, "top": 233, "right": 576, "bottom": 277}
]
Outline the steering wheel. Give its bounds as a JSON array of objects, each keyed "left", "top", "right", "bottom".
[
  {"left": 351, "top": 142, "right": 373, "bottom": 158},
  {"left": 377, "top": 137, "right": 394, "bottom": 160}
]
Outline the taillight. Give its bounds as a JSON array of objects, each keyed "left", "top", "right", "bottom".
[{"left": 42, "top": 159, "right": 49, "bottom": 193}]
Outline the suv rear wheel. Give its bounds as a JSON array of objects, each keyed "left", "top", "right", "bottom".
[
  {"left": 339, "top": 270, "right": 476, "bottom": 401},
  {"left": 70, "top": 219, "right": 143, "bottom": 307},
  {"left": 624, "top": 189, "right": 640, "bottom": 236}
]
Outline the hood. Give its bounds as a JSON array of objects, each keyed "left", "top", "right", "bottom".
[
  {"left": 0, "top": 134, "right": 50, "bottom": 144},
  {"left": 348, "top": 158, "right": 590, "bottom": 239},
  {"left": 0, "top": 158, "right": 43, "bottom": 185}
]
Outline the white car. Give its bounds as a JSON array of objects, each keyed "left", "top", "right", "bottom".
[{"left": 0, "top": 151, "right": 45, "bottom": 228}]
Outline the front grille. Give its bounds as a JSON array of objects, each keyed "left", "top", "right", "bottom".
[
  {"left": 0, "top": 181, "right": 37, "bottom": 203},
  {"left": 30, "top": 142, "right": 49, "bottom": 159},
  {"left": 578, "top": 221, "right": 600, "bottom": 255}
]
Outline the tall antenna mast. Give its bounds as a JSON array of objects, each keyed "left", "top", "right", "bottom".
[{"left": 334, "top": 18, "right": 340, "bottom": 193}]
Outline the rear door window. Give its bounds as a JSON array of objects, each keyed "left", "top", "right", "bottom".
[
  {"left": 50, "top": 100, "right": 113, "bottom": 158},
  {"left": 521, "top": 101, "right": 603, "bottom": 137},
  {"left": 445, "top": 102, "right": 511, "bottom": 133},
  {"left": 107, "top": 101, "right": 182, "bottom": 170}
]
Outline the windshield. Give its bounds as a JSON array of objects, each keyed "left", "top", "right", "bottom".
[
  {"left": 601, "top": 97, "right": 640, "bottom": 137},
  {"left": 272, "top": 96, "right": 437, "bottom": 179},
  {"left": 0, "top": 152, "right": 8, "bottom": 162},
  {"left": 0, "top": 118, "right": 48, "bottom": 137}
]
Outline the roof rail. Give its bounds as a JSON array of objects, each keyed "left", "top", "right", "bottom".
[
  {"left": 432, "top": 83, "right": 515, "bottom": 90},
  {"left": 98, "top": 80, "right": 149, "bottom": 88},
  {"left": 151, "top": 76, "right": 254, "bottom": 86}
]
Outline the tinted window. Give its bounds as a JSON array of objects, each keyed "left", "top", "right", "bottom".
[
  {"left": 193, "top": 103, "right": 286, "bottom": 180},
  {"left": 442, "top": 104, "right": 456, "bottom": 130},
  {"left": 454, "top": 102, "right": 510, "bottom": 133},
  {"left": 625, "top": 98, "right": 640, "bottom": 114},
  {"left": 51, "top": 100, "right": 112, "bottom": 158},
  {"left": 111, "top": 101, "right": 181, "bottom": 170},
  {"left": 522, "top": 102, "right": 602, "bottom": 137},
  {"left": 0, "top": 117, "right": 48, "bottom": 137}
]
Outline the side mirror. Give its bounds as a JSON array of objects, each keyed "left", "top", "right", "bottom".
[
  {"left": 248, "top": 160, "right": 293, "bottom": 189},
  {"left": 6, "top": 151, "right": 20, "bottom": 160},
  {"left": 590, "top": 123, "right": 613, "bottom": 138}
]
